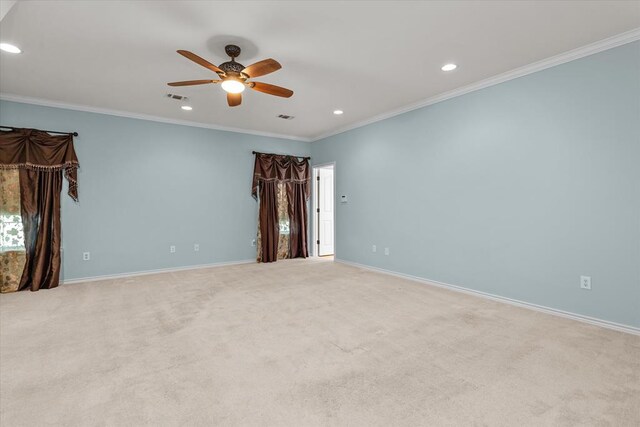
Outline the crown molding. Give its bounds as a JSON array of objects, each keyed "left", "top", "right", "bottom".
[
  {"left": 310, "top": 27, "right": 640, "bottom": 142},
  {"left": 0, "top": 93, "right": 312, "bottom": 142},
  {"left": 2, "top": 28, "right": 638, "bottom": 144}
]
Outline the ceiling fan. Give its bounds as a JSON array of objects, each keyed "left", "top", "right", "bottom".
[{"left": 168, "top": 45, "right": 293, "bottom": 107}]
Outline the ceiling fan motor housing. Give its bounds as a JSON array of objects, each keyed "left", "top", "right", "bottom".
[
  {"left": 221, "top": 45, "right": 246, "bottom": 77},
  {"left": 219, "top": 61, "right": 245, "bottom": 74}
]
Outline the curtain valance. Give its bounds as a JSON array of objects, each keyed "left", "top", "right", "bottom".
[
  {"left": 252, "top": 153, "right": 310, "bottom": 201},
  {"left": 0, "top": 128, "right": 79, "bottom": 201}
]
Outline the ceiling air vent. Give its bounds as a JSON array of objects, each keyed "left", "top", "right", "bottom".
[
  {"left": 277, "top": 114, "right": 295, "bottom": 120},
  {"left": 166, "top": 93, "right": 188, "bottom": 101}
]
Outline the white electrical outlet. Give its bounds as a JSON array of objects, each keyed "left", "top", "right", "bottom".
[
  {"left": 580, "top": 276, "right": 591, "bottom": 290},
  {"left": 170, "top": 245, "right": 176, "bottom": 253},
  {"left": 372, "top": 245, "right": 377, "bottom": 253},
  {"left": 251, "top": 239, "right": 256, "bottom": 247},
  {"left": 384, "top": 247, "right": 390, "bottom": 256},
  {"left": 194, "top": 243, "right": 199, "bottom": 252},
  {"left": 82, "top": 252, "right": 90, "bottom": 261}
]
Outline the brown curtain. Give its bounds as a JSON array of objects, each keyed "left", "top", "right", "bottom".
[
  {"left": 0, "top": 128, "right": 79, "bottom": 292},
  {"left": 252, "top": 153, "right": 310, "bottom": 263},
  {"left": 258, "top": 181, "right": 279, "bottom": 263}
]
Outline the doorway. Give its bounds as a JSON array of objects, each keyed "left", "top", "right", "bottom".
[{"left": 312, "top": 163, "right": 335, "bottom": 257}]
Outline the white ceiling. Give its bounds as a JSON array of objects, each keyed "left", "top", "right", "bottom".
[{"left": 1, "top": 1, "right": 639, "bottom": 141}]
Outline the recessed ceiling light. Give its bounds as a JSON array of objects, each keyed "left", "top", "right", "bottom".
[
  {"left": 0, "top": 43, "right": 21, "bottom": 54},
  {"left": 441, "top": 63, "right": 457, "bottom": 71},
  {"left": 333, "top": 110, "right": 343, "bottom": 115},
  {"left": 181, "top": 105, "right": 192, "bottom": 111}
]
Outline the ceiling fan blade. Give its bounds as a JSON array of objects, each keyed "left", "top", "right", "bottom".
[
  {"left": 227, "top": 92, "right": 242, "bottom": 107},
  {"left": 167, "top": 79, "right": 220, "bottom": 86},
  {"left": 249, "top": 82, "right": 294, "bottom": 98},
  {"left": 177, "top": 50, "right": 224, "bottom": 75},
  {"left": 241, "top": 59, "right": 281, "bottom": 78}
]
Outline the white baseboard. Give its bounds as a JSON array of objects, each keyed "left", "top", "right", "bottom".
[
  {"left": 63, "top": 259, "right": 256, "bottom": 284},
  {"left": 335, "top": 259, "right": 640, "bottom": 336}
]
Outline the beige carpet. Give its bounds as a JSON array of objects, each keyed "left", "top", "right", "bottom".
[{"left": 1, "top": 258, "right": 638, "bottom": 426}]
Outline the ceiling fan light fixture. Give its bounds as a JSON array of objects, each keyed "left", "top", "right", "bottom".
[{"left": 221, "top": 79, "right": 245, "bottom": 94}]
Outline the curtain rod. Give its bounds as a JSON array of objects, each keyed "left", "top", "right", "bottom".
[
  {"left": 0, "top": 126, "right": 78, "bottom": 137},
  {"left": 252, "top": 150, "right": 310, "bottom": 160}
]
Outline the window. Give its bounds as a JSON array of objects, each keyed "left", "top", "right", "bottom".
[
  {"left": 1, "top": 169, "right": 25, "bottom": 253},
  {"left": 279, "top": 218, "right": 290, "bottom": 235},
  {"left": 0, "top": 214, "right": 25, "bottom": 252}
]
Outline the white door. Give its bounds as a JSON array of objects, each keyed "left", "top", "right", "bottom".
[{"left": 318, "top": 167, "right": 334, "bottom": 256}]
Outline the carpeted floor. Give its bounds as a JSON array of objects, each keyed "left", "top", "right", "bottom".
[{"left": 1, "top": 258, "right": 639, "bottom": 426}]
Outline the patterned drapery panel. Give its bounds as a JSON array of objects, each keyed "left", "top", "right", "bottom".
[
  {"left": 257, "top": 182, "right": 290, "bottom": 262},
  {"left": 0, "top": 169, "right": 26, "bottom": 293}
]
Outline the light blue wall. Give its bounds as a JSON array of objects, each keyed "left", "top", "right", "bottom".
[
  {"left": 0, "top": 100, "right": 310, "bottom": 280},
  {"left": 311, "top": 42, "right": 640, "bottom": 328},
  {"left": 2, "top": 42, "right": 638, "bottom": 328}
]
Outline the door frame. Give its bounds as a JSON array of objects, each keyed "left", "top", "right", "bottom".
[{"left": 311, "top": 162, "right": 336, "bottom": 258}]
